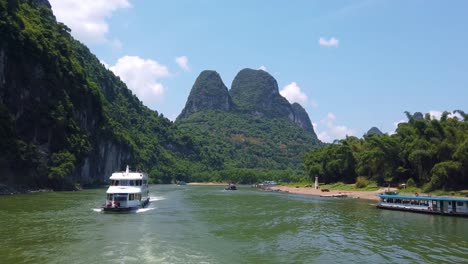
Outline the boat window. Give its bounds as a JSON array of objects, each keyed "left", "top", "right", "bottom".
[
  {"left": 118, "top": 180, "right": 128, "bottom": 186},
  {"left": 114, "top": 194, "right": 128, "bottom": 201},
  {"left": 130, "top": 180, "right": 135, "bottom": 186},
  {"left": 107, "top": 194, "right": 113, "bottom": 200},
  {"left": 129, "top": 194, "right": 134, "bottom": 200},
  {"left": 110, "top": 180, "right": 120, "bottom": 186},
  {"left": 457, "top": 201, "right": 463, "bottom": 206}
]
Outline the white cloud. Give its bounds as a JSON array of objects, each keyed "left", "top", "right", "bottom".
[
  {"left": 280, "top": 82, "right": 308, "bottom": 105},
  {"left": 319, "top": 37, "right": 339, "bottom": 47},
  {"left": 175, "top": 56, "right": 190, "bottom": 71},
  {"left": 49, "top": 0, "right": 131, "bottom": 45},
  {"left": 394, "top": 120, "right": 406, "bottom": 127},
  {"left": 429, "top": 110, "right": 462, "bottom": 120},
  {"left": 100, "top": 60, "right": 109, "bottom": 69},
  {"left": 314, "top": 112, "right": 355, "bottom": 143},
  {"left": 110, "top": 56, "right": 170, "bottom": 108},
  {"left": 388, "top": 119, "right": 406, "bottom": 135},
  {"left": 258, "top": 65, "right": 267, "bottom": 71}
]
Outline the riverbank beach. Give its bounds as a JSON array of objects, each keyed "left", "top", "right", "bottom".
[{"left": 271, "top": 186, "right": 384, "bottom": 201}]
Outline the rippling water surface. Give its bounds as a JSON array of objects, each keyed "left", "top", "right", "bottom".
[{"left": 1, "top": 185, "right": 467, "bottom": 263}]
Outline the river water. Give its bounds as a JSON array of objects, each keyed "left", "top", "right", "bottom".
[{"left": 0, "top": 185, "right": 467, "bottom": 263}]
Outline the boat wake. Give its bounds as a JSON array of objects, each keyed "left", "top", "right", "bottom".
[
  {"left": 149, "top": 196, "right": 164, "bottom": 202},
  {"left": 92, "top": 196, "right": 162, "bottom": 213},
  {"left": 135, "top": 207, "right": 156, "bottom": 213}
]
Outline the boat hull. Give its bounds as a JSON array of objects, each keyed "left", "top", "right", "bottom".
[
  {"left": 102, "top": 199, "right": 150, "bottom": 213},
  {"left": 376, "top": 204, "right": 468, "bottom": 217}
]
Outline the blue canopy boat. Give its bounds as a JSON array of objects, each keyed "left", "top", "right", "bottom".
[{"left": 376, "top": 193, "right": 468, "bottom": 217}]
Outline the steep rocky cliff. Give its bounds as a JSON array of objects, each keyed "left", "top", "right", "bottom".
[
  {"left": 365, "top": 127, "right": 383, "bottom": 136},
  {"left": 178, "top": 70, "right": 233, "bottom": 119},
  {"left": 230, "top": 68, "right": 294, "bottom": 119},
  {"left": 178, "top": 68, "right": 318, "bottom": 136},
  {"left": 0, "top": 0, "right": 136, "bottom": 189},
  {"left": 0, "top": 0, "right": 207, "bottom": 191},
  {"left": 291, "top": 103, "right": 317, "bottom": 137}
]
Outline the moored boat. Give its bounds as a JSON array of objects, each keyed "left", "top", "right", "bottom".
[
  {"left": 376, "top": 193, "right": 468, "bottom": 217},
  {"left": 102, "top": 165, "right": 150, "bottom": 212}
]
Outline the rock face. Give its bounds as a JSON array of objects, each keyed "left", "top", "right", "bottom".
[
  {"left": 0, "top": 40, "right": 132, "bottom": 189},
  {"left": 178, "top": 68, "right": 318, "bottom": 136},
  {"left": 229, "top": 68, "right": 294, "bottom": 119},
  {"left": 178, "top": 70, "right": 233, "bottom": 119},
  {"left": 366, "top": 127, "right": 383, "bottom": 136},
  {"left": 0, "top": 1, "right": 201, "bottom": 190},
  {"left": 291, "top": 103, "right": 317, "bottom": 137},
  {"left": 413, "top": 112, "right": 424, "bottom": 120}
]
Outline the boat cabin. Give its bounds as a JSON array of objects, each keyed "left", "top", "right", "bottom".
[{"left": 377, "top": 194, "right": 468, "bottom": 217}]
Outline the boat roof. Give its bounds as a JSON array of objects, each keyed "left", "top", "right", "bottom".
[
  {"left": 109, "top": 172, "right": 147, "bottom": 180},
  {"left": 106, "top": 186, "right": 142, "bottom": 194},
  {"left": 377, "top": 194, "right": 468, "bottom": 202},
  {"left": 109, "top": 165, "right": 147, "bottom": 180}
]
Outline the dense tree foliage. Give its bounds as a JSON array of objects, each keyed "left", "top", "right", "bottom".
[
  {"left": 176, "top": 110, "right": 321, "bottom": 172},
  {"left": 0, "top": 0, "right": 217, "bottom": 188},
  {"left": 304, "top": 111, "right": 468, "bottom": 191}
]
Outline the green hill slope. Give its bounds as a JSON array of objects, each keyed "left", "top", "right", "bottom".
[
  {"left": 177, "top": 111, "right": 321, "bottom": 170},
  {"left": 176, "top": 68, "right": 322, "bottom": 176},
  {"left": 0, "top": 0, "right": 210, "bottom": 190}
]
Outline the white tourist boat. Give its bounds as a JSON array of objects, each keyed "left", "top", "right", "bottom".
[{"left": 102, "top": 165, "right": 150, "bottom": 212}]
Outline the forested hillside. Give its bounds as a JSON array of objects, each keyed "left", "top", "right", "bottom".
[
  {"left": 304, "top": 111, "right": 468, "bottom": 191},
  {"left": 176, "top": 69, "right": 322, "bottom": 182},
  {"left": 0, "top": 0, "right": 214, "bottom": 190}
]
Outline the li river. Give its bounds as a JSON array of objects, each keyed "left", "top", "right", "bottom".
[{"left": 0, "top": 185, "right": 467, "bottom": 263}]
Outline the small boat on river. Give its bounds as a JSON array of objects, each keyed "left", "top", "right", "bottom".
[
  {"left": 225, "top": 184, "right": 237, "bottom": 190},
  {"left": 102, "top": 165, "right": 150, "bottom": 212},
  {"left": 376, "top": 193, "right": 468, "bottom": 217}
]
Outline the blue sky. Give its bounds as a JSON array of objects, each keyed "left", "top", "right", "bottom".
[{"left": 49, "top": 0, "right": 468, "bottom": 142}]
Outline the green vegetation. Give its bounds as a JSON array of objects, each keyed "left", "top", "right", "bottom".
[
  {"left": 304, "top": 111, "right": 468, "bottom": 192},
  {"left": 2, "top": 1, "right": 465, "bottom": 193},
  {"left": 319, "top": 182, "right": 380, "bottom": 192},
  {"left": 0, "top": 0, "right": 216, "bottom": 188},
  {"left": 176, "top": 110, "right": 320, "bottom": 172},
  {"left": 176, "top": 67, "right": 323, "bottom": 184},
  {"left": 230, "top": 68, "right": 292, "bottom": 119}
]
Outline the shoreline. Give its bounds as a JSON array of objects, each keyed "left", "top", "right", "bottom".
[
  {"left": 264, "top": 186, "right": 386, "bottom": 201},
  {"left": 186, "top": 182, "right": 384, "bottom": 201}
]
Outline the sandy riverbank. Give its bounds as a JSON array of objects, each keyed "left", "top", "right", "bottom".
[
  {"left": 187, "top": 182, "right": 386, "bottom": 201},
  {"left": 270, "top": 186, "right": 387, "bottom": 201}
]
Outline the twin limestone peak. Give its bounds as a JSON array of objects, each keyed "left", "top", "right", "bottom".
[{"left": 178, "top": 68, "right": 316, "bottom": 136}]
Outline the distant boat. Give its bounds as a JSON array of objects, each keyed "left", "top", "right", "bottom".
[
  {"left": 102, "top": 165, "right": 150, "bottom": 212},
  {"left": 225, "top": 184, "right": 237, "bottom": 190},
  {"left": 376, "top": 193, "right": 468, "bottom": 217},
  {"left": 176, "top": 181, "right": 186, "bottom": 186},
  {"left": 262, "top": 181, "right": 278, "bottom": 186},
  {"left": 254, "top": 181, "right": 278, "bottom": 188}
]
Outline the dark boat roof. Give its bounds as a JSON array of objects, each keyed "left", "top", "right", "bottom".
[{"left": 377, "top": 194, "right": 468, "bottom": 202}]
